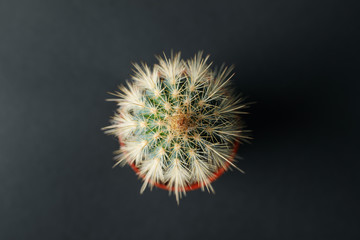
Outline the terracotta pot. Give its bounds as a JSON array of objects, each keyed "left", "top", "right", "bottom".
[{"left": 119, "top": 137, "right": 240, "bottom": 192}]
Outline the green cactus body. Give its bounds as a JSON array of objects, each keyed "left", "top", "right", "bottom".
[{"left": 104, "top": 52, "right": 249, "bottom": 203}]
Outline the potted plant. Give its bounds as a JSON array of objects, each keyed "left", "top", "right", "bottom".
[{"left": 104, "top": 52, "right": 249, "bottom": 204}]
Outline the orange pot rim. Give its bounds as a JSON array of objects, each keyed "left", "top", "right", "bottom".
[{"left": 119, "top": 137, "right": 240, "bottom": 192}]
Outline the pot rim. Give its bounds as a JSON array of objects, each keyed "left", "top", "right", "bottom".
[{"left": 119, "top": 137, "right": 240, "bottom": 192}]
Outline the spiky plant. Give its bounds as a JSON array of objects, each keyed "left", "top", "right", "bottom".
[{"left": 104, "top": 52, "right": 249, "bottom": 203}]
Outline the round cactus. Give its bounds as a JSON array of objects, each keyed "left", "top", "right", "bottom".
[{"left": 104, "top": 52, "right": 249, "bottom": 203}]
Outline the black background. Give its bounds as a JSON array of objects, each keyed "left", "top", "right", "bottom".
[{"left": 0, "top": 0, "right": 359, "bottom": 239}]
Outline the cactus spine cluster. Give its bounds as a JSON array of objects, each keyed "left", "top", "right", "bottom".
[{"left": 104, "top": 52, "right": 249, "bottom": 203}]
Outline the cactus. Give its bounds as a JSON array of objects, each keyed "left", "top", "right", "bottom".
[{"left": 104, "top": 52, "right": 249, "bottom": 203}]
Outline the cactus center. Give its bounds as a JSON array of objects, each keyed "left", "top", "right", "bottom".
[{"left": 168, "top": 112, "right": 195, "bottom": 135}]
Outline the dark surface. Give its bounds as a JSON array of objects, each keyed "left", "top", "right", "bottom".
[{"left": 0, "top": 0, "right": 359, "bottom": 239}]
